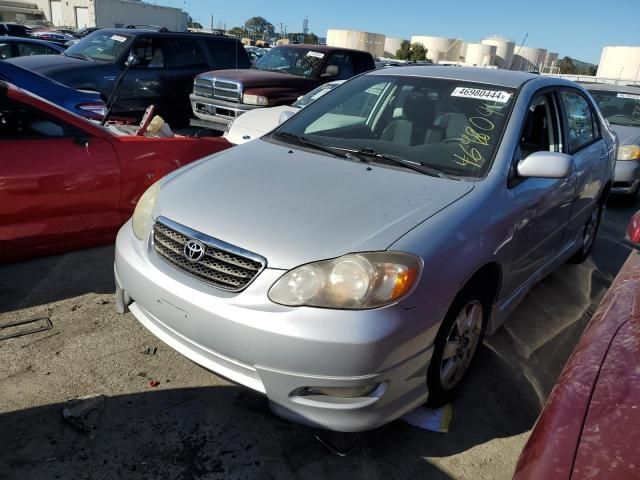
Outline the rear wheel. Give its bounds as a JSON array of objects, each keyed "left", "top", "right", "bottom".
[
  {"left": 568, "top": 201, "right": 604, "bottom": 264},
  {"left": 426, "top": 288, "right": 488, "bottom": 407}
]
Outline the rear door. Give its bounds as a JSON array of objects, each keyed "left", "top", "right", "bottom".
[
  {"left": 558, "top": 89, "right": 609, "bottom": 242},
  {"left": 0, "top": 93, "right": 121, "bottom": 259}
]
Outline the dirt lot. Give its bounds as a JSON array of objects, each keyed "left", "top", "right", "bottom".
[{"left": 0, "top": 200, "right": 635, "bottom": 480}]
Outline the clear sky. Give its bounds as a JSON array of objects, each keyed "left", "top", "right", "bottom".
[{"left": 167, "top": 0, "right": 639, "bottom": 64}]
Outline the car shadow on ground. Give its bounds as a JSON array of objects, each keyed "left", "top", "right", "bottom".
[
  {"left": 0, "top": 245, "right": 116, "bottom": 314},
  {"left": 0, "top": 345, "right": 537, "bottom": 480}
]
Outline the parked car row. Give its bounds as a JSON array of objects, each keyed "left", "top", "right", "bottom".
[{"left": 3, "top": 25, "right": 637, "bottom": 443}]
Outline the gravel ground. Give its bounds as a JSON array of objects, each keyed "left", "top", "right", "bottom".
[{"left": 0, "top": 200, "right": 635, "bottom": 480}]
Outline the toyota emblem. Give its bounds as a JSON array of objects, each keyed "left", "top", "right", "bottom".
[{"left": 183, "top": 239, "right": 205, "bottom": 262}]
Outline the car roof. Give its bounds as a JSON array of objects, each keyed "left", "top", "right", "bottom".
[
  {"left": 367, "top": 65, "right": 541, "bottom": 88},
  {"left": 97, "top": 28, "right": 241, "bottom": 41},
  {"left": 580, "top": 82, "right": 640, "bottom": 94},
  {"left": 0, "top": 36, "right": 63, "bottom": 48}
]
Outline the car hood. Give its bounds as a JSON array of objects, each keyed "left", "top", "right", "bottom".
[
  {"left": 155, "top": 139, "right": 474, "bottom": 269},
  {"left": 610, "top": 124, "right": 640, "bottom": 146},
  {"left": 226, "top": 106, "right": 298, "bottom": 143},
  {"left": 6, "top": 54, "right": 96, "bottom": 77},
  {"left": 198, "top": 69, "right": 316, "bottom": 89}
]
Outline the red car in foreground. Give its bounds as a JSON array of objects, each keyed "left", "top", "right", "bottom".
[
  {"left": 0, "top": 81, "right": 231, "bottom": 262},
  {"left": 514, "top": 212, "right": 640, "bottom": 479}
]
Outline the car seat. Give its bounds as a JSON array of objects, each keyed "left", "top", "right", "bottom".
[{"left": 381, "top": 90, "right": 436, "bottom": 146}]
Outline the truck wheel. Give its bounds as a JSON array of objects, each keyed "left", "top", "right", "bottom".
[{"left": 426, "top": 286, "right": 488, "bottom": 407}]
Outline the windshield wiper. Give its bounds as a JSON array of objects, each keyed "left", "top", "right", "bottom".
[
  {"left": 64, "top": 51, "right": 93, "bottom": 61},
  {"left": 332, "top": 147, "right": 454, "bottom": 179},
  {"left": 271, "top": 132, "right": 350, "bottom": 158}
]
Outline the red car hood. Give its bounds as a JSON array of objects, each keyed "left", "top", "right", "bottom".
[{"left": 198, "top": 69, "right": 316, "bottom": 89}]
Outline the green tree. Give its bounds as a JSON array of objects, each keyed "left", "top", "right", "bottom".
[
  {"left": 304, "top": 32, "right": 319, "bottom": 45},
  {"left": 244, "top": 16, "right": 275, "bottom": 39},
  {"left": 557, "top": 56, "right": 577, "bottom": 74},
  {"left": 228, "top": 26, "right": 244, "bottom": 38},
  {"left": 411, "top": 42, "right": 427, "bottom": 61},
  {"left": 187, "top": 16, "right": 203, "bottom": 29},
  {"left": 396, "top": 40, "right": 412, "bottom": 60}
]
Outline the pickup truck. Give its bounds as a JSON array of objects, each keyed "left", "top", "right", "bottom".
[{"left": 190, "top": 44, "right": 376, "bottom": 130}]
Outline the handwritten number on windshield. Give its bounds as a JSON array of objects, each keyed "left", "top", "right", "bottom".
[{"left": 453, "top": 101, "right": 505, "bottom": 169}]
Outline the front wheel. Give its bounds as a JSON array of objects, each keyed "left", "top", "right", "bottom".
[{"left": 426, "top": 289, "right": 488, "bottom": 407}]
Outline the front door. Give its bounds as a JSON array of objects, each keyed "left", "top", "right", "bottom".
[
  {"left": 50, "top": 0, "right": 62, "bottom": 26},
  {"left": 0, "top": 95, "right": 121, "bottom": 259},
  {"left": 504, "top": 91, "right": 576, "bottom": 296}
]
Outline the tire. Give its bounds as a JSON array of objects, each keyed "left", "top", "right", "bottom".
[
  {"left": 568, "top": 200, "right": 604, "bottom": 264},
  {"left": 426, "top": 286, "right": 489, "bottom": 407}
]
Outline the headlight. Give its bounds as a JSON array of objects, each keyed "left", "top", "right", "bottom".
[
  {"left": 618, "top": 145, "right": 640, "bottom": 161},
  {"left": 268, "top": 252, "right": 421, "bottom": 309},
  {"left": 132, "top": 181, "right": 160, "bottom": 240},
  {"left": 242, "top": 93, "right": 269, "bottom": 106}
]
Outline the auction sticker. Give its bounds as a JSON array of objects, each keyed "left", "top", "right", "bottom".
[
  {"left": 110, "top": 35, "right": 127, "bottom": 42},
  {"left": 618, "top": 93, "right": 640, "bottom": 100},
  {"left": 306, "top": 51, "right": 324, "bottom": 58},
  {"left": 452, "top": 87, "right": 512, "bottom": 103}
]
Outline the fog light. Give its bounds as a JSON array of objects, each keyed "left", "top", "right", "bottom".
[{"left": 304, "top": 384, "right": 380, "bottom": 398}]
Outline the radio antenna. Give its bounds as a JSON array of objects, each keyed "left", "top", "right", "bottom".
[{"left": 510, "top": 33, "right": 528, "bottom": 70}]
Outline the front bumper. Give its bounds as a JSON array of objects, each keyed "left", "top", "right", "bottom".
[
  {"left": 612, "top": 160, "right": 640, "bottom": 195},
  {"left": 114, "top": 220, "right": 444, "bottom": 431},
  {"left": 190, "top": 93, "right": 261, "bottom": 129}
]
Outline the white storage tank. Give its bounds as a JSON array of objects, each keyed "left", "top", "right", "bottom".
[
  {"left": 597, "top": 46, "right": 640, "bottom": 81},
  {"left": 326, "top": 29, "right": 386, "bottom": 57},
  {"left": 410, "top": 35, "right": 463, "bottom": 62},
  {"left": 464, "top": 42, "right": 497, "bottom": 66},
  {"left": 481, "top": 36, "right": 515, "bottom": 68},
  {"left": 545, "top": 52, "right": 559, "bottom": 68},
  {"left": 384, "top": 37, "right": 404, "bottom": 57},
  {"left": 512, "top": 46, "right": 543, "bottom": 71}
]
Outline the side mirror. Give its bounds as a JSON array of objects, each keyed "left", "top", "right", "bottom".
[
  {"left": 125, "top": 53, "right": 141, "bottom": 68},
  {"left": 627, "top": 211, "right": 640, "bottom": 244},
  {"left": 517, "top": 151, "right": 572, "bottom": 179},
  {"left": 278, "top": 110, "right": 295, "bottom": 124},
  {"left": 321, "top": 65, "right": 339, "bottom": 78}
]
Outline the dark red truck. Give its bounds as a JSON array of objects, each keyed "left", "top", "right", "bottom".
[{"left": 189, "top": 44, "right": 375, "bottom": 130}]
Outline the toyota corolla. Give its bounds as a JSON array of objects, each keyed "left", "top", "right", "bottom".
[{"left": 114, "top": 67, "right": 615, "bottom": 431}]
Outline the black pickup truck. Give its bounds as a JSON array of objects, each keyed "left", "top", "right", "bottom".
[{"left": 190, "top": 44, "right": 376, "bottom": 130}]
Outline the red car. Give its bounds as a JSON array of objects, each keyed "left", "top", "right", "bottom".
[
  {"left": 514, "top": 212, "right": 640, "bottom": 480},
  {"left": 0, "top": 81, "right": 231, "bottom": 262}
]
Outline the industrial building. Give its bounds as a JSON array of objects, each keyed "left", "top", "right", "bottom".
[
  {"left": 384, "top": 36, "right": 404, "bottom": 57},
  {"left": 326, "top": 29, "right": 385, "bottom": 57},
  {"left": 0, "top": 0, "right": 46, "bottom": 23},
  {"left": 410, "top": 35, "right": 463, "bottom": 63},
  {"left": 481, "top": 36, "right": 515, "bottom": 68},
  {"left": 30, "top": 0, "right": 187, "bottom": 30},
  {"left": 597, "top": 46, "right": 640, "bottom": 82}
]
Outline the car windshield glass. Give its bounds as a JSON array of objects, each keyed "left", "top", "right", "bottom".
[
  {"left": 293, "top": 82, "right": 342, "bottom": 108},
  {"left": 589, "top": 90, "right": 640, "bottom": 127},
  {"left": 65, "top": 31, "right": 132, "bottom": 62},
  {"left": 272, "top": 75, "right": 515, "bottom": 178},
  {"left": 255, "top": 48, "right": 324, "bottom": 77}
]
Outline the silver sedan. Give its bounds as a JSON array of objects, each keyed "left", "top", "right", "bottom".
[{"left": 114, "top": 67, "right": 616, "bottom": 432}]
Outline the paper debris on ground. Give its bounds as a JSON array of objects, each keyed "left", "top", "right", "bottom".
[
  {"left": 401, "top": 404, "right": 453, "bottom": 433},
  {"left": 62, "top": 394, "right": 106, "bottom": 438}
]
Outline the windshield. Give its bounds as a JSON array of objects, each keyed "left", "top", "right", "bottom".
[
  {"left": 65, "top": 31, "right": 132, "bottom": 62},
  {"left": 273, "top": 75, "right": 516, "bottom": 178},
  {"left": 255, "top": 47, "right": 325, "bottom": 77},
  {"left": 293, "top": 82, "right": 343, "bottom": 108},
  {"left": 589, "top": 89, "right": 640, "bottom": 127}
]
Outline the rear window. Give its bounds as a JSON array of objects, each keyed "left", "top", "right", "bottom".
[{"left": 205, "top": 39, "right": 250, "bottom": 69}]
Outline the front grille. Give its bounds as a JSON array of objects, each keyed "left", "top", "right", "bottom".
[
  {"left": 193, "top": 77, "right": 242, "bottom": 103},
  {"left": 152, "top": 217, "right": 266, "bottom": 292}
]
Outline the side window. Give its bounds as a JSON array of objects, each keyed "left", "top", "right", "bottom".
[
  {"left": 205, "top": 40, "right": 250, "bottom": 69},
  {"left": 130, "top": 37, "right": 165, "bottom": 68},
  {"left": 0, "top": 97, "right": 70, "bottom": 139},
  {"left": 353, "top": 53, "right": 374, "bottom": 74},
  {"left": 518, "top": 94, "right": 557, "bottom": 160},
  {"left": 0, "top": 42, "right": 12, "bottom": 59},
  {"left": 324, "top": 53, "right": 354, "bottom": 80},
  {"left": 560, "top": 91, "right": 596, "bottom": 153},
  {"left": 17, "top": 43, "right": 54, "bottom": 56},
  {"left": 165, "top": 38, "right": 207, "bottom": 68}
]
